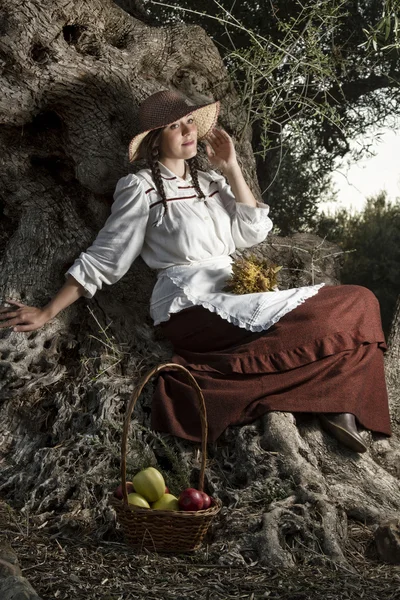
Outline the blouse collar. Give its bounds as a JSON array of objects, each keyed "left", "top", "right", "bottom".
[{"left": 158, "top": 161, "right": 192, "bottom": 183}]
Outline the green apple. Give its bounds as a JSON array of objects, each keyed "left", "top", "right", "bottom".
[
  {"left": 127, "top": 492, "right": 150, "bottom": 508},
  {"left": 151, "top": 493, "right": 179, "bottom": 511},
  {"left": 132, "top": 467, "right": 165, "bottom": 503}
]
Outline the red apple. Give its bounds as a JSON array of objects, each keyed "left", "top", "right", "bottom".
[
  {"left": 165, "top": 486, "right": 170, "bottom": 494},
  {"left": 114, "top": 481, "right": 134, "bottom": 500},
  {"left": 199, "top": 491, "right": 212, "bottom": 509},
  {"left": 178, "top": 488, "right": 204, "bottom": 511}
]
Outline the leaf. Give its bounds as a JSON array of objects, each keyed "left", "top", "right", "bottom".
[
  {"left": 376, "top": 17, "right": 386, "bottom": 32},
  {"left": 385, "top": 16, "right": 391, "bottom": 41}
]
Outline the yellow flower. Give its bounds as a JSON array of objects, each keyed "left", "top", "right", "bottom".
[{"left": 223, "top": 254, "right": 282, "bottom": 294}]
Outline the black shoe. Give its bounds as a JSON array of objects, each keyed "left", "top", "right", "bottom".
[{"left": 319, "top": 413, "right": 367, "bottom": 453}]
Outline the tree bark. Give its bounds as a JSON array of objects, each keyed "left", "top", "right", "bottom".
[{"left": 0, "top": 0, "right": 399, "bottom": 569}]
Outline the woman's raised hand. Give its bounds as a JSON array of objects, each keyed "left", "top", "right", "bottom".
[
  {"left": 204, "top": 128, "right": 239, "bottom": 174},
  {"left": 0, "top": 300, "right": 52, "bottom": 332}
]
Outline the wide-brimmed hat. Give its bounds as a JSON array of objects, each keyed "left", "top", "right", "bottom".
[{"left": 128, "top": 90, "right": 220, "bottom": 162}]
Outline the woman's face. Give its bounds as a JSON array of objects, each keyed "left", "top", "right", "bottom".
[{"left": 159, "top": 114, "right": 198, "bottom": 160}]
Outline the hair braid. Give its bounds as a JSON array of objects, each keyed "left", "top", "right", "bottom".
[
  {"left": 149, "top": 147, "right": 168, "bottom": 219},
  {"left": 139, "top": 129, "right": 168, "bottom": 220},
  {"left": 187, "top": 156, "right": 205, "bottom": 199}
]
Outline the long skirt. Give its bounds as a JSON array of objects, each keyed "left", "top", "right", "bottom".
[{"left": 151, "top": 285, "right": 391, "bottom": 442}]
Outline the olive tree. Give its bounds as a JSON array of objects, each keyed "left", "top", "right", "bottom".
[{"left": 0, "top": 0, "right": 399, "bottom": 570}]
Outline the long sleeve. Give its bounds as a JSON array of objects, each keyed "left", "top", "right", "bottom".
[
  {"left": 66, "top": 174, "right": 149, "bottom": 298},
  {"left": 210, "top": 171, "right": 273, "bottom": 249}
]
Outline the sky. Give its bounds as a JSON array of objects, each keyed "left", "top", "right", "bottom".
[{"left": 319, "top": 128, "right": 400, "bottom": 215}]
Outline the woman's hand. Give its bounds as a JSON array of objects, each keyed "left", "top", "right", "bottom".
[
  {"left": 204, "top": 128, "right": 239, "bottom": 175},
  {"left": 0, "top": 300, "right": 52, "bottom": 332}
]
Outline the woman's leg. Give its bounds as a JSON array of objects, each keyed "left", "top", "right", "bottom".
[{"left": 152, "top": 285, "right": 391, "bottom": 446}]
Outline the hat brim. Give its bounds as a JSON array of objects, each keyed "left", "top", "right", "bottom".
[{"left": 128, "top": 100, "right": 220, "bottom": 162}]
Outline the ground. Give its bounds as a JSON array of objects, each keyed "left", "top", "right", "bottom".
[{"left": 1, "top": 500, "right": 400, "bottom": 600}]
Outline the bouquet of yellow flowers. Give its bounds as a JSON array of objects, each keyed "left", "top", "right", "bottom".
[{"left": 223, "top": 254, "right": 282, "bottom": 294}]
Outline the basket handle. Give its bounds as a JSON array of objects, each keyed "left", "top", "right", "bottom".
[{"left": 121, "top": 362, "right": 208, "bottom": 506}]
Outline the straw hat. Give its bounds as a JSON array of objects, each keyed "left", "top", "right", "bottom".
[{"left": 128, "top": 90, "right": 220, "bottom": 162}]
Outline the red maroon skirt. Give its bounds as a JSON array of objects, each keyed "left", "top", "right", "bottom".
[{"left": 151, "top": 285, "right": 391, "bottom": 442}]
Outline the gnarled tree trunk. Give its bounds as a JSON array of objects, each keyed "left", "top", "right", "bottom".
[{"left": 0, "top": 0, "right": 399, "bottom": 570}]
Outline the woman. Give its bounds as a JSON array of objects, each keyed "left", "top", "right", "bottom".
[{"left": 0, "top": 90, "right": 391, "bottom": 452}]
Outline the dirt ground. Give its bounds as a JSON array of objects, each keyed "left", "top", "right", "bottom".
[{"left": 1, "top": 500, "right": 400, "bottom": 600}]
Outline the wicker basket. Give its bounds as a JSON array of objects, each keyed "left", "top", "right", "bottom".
[{"left": 110, "top": 362, "right": 221, "bottom": 553}]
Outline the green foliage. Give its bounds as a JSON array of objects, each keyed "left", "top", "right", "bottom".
[
  {"left": 360, "top": 0, "right": 400, "bottom": 52},
  {"left": 146, "top": 0, "right": 400, "bottom": 232},
  {"left": 262, "top": 140, "right": 335, "bottom": 235},
  {"left": 314, "top": 191, "right": 400, "bottom": 335}
]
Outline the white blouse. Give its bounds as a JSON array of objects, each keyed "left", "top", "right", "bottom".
[{"left": 66, "top": 162, "right": 323, "bottom": 331}]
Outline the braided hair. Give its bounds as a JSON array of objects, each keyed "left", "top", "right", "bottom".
[
  {"left": 138, "top": 128, "right": 205, "bottom": 220},
  {"left": 138, "top": 129, "right": 168, "bottom": 217},
  {"left": 187, "top": 156, "right": 205, "bottom": 200}
]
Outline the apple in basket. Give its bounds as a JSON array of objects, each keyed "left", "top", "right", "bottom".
[
  {"left": 127, "top": 492, "right": 150, "bottom": 509},
  {"left": 151, "top": 493, "right": 179, "bottom": 511},
  {"left": 200, "top": 491, "right": 212, "bottom": 510},
  {"left": 178, "top": 488, "right": 205, "bottom": 511},
  {"left": 113, "top": 481, "right": 134, "bottom": 500},
  {"left": 132, "top": 467, "right": 165, "bottom": 503}
]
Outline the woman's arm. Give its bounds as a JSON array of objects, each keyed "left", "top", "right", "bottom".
[
  {"left": 65, "top": 175, "right": 149, "bottom": 298},
  {"left": 43, "top": 275, "right": 86, "bottom": 319},
  {"left": 205, "top": 128, "right": 257, "bottom": 207},
  {"left": 205, "top": 128, "right": 273, "bottom": 249},
  {"left": 0, "top": 275, "right": 85, "bottom": 332},
  {"left": 1, "top": 175, "right": 149, "bottom": 332},
  {"left": 223, "top": 164, "right": 257, "bottom": 208}
]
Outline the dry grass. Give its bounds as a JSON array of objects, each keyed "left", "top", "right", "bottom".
[{"left": 1, "top": 501, "right": 400, "bottom": 600}]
